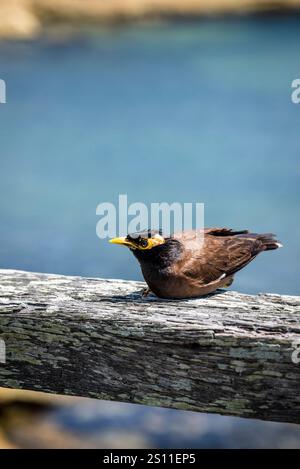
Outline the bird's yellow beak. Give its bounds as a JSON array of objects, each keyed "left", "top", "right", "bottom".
[
  {"left": 109, "top": 237, "right": 135, "bottom": 248},
  {"left": 110, "top": 234, "right": 165, "bottom": 250}
]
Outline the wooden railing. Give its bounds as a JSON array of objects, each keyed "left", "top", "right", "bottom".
[{"left": 0, "top": 269, "right": 299, "bottom": 424}]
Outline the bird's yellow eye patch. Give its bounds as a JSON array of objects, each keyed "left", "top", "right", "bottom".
[{"left": 138, "top": 234, "right": 165, "bottom": 250}]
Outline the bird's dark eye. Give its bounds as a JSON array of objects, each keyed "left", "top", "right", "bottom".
[{"left": 140, "top": 239, "right": 148, "bottom": 248}]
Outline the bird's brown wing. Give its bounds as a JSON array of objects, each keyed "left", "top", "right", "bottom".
[{"left": 173, "top": 228, "right": 263, "bottom": 285}]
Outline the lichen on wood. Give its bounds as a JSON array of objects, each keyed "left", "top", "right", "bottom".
[{"left": 0, "top": 269, "right": 299, "bottom": 424}]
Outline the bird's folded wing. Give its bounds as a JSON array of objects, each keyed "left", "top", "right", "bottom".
[{"left": 177, "top": 229, "right": 259, "bottom": 285}]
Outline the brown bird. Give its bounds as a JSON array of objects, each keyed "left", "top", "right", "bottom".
[{"left": 110, "top": 228, "right": 282, "bottom": 299}]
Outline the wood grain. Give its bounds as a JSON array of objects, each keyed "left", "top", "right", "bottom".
[{"left": 0, "top": 269, "right": 299, "bottom": 423}]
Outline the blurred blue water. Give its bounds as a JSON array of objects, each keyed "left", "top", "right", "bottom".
[
  {"left": 49, "top": 400, "right": 300, "bottom": 448},
  {"left": 0, "top": 18, "right": 299, "bottom": 295}
]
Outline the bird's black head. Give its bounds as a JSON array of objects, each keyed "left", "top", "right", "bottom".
[{"left": 110, "top": 229, "right": 182, "bottom": 268}]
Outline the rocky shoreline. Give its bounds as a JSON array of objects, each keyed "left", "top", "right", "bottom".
[{"left": 1, "top": 0, "right": 300, "bottom": 40}]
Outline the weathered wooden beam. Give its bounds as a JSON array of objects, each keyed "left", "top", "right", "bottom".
[{"left": 0, "top": 269, "right": 299, "bottom": 424}]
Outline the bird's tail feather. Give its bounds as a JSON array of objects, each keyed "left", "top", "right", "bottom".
[{"left": 238, "top": 232, "right": 282, "bottom": 250}]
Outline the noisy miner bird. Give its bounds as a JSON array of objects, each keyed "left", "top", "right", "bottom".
[{"left": 110, "top": 228, "right": 282, "bottom": 299}]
